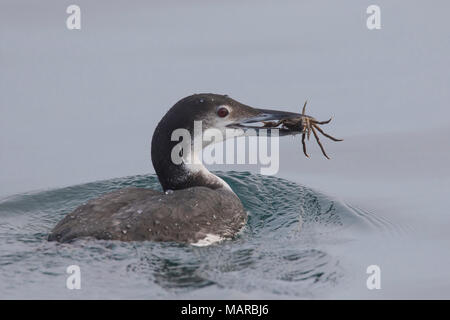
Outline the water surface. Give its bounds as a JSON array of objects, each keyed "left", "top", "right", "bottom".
[{"left": 0, "top": 172, "right": 388, "bottom": 299}]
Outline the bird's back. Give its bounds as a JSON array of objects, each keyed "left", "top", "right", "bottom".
[{"left": 48, "top": 187, "right": 246, "bottom": 244}]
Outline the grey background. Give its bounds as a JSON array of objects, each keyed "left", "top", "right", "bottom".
[{"left": 1, "top": 0, "right": 450, "bottom": 298}]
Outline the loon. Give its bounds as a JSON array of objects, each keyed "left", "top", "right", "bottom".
[{"left": 48, "top": 94, "right": 305, "bottom": 244}]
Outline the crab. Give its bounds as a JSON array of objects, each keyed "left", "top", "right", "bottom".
[{"left": 262, "top": 101, "right": 343, "bottom": 159}]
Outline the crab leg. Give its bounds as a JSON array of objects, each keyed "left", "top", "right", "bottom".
[
  {"left": 311, "top": 126, "right": 330, "bottom": 159},
  {"left": 314, "top": 118, "right": 332, "bottom": 125},
  {"left": 300, "top": 101, "right": 312, "bottom": 140},
  {"left": 301, "top": 132, "right": 309, "bottom": 157},
  {"left": 312, "top": 123, "right": 343, "bottom": 142},
  {"left": 303, "top": 119, "right": 312, "bottom": 140}
]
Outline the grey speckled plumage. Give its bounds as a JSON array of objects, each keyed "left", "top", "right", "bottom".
[{"left": 48, "top": 186, "right": 246, "bottom": 243}]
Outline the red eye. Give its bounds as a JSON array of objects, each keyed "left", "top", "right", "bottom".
[{"left": 217, "top": 107, "right": 229, "bottom": 118}]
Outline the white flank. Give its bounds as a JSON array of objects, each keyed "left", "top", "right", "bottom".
[{"left": 191, "top": 233, "right": 224, "bottom": 247}]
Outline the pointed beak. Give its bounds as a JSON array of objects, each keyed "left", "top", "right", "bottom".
[
  {"left": 226, "top": 107, "right": 305, "bottom": 136},
  {"left": 242, "top": 108, "right": 302, "bottom": 122}
]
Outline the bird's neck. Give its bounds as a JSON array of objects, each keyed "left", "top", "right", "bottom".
[{"left": 151, "top": 123, "right": 232, "bottom": 192}]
